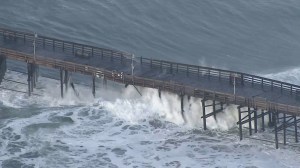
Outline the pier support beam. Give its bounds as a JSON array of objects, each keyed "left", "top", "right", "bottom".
[
  {"left": 268, "top": 111, "right": 273, "bottom": 127},
  {"left": 201, "top": 99, "right": 224, "bottom": 130},
  {"left": 26, "top": 63, "right": 39, "bottom": 96},
  {"left": 31, "top": 64, "right": 39, "bottom": 88},
  {"left": 254, "top": 109, "right": 258, "bottom": 133},
  {"left": 248, "top": 106, "right": 252, "bottom": 136},
  {"left": 261, "top": 110, "right": 265, "bottom": 131},
  {"left": 92, "top": 75, "right": 96, "bottom": 97},
  {"left": 283, "top": 113, "right": 286, "bottom": 145},
  {"left": 27, "top": 63, "right": 31, "bottom": 96},
  {"left": 180, "top": 94, "right": 185, "bottom": 122},
  {"left": 0, "top": 56, "right": 6, "bottom": 84},
  {"left": 272, "top": 112, "right": 300, "bottom": 148},
  {"left": 294, "top": 116, "right": 298, "bottom": 143},
  {"left": 202, "top": 100, "right": 206, "bottom": 130},
  {"left": 158, "top": 87, "right": 161, "bottom": 99},
  {"left": 238, "top": 106, "right": 243, "bottom": 140},
  {"left": 103, "top": 76, "right": 107, "bottom": 89},
  {"left": 64, "top": 70, "right": 69, "bottom": 91},
  {"left": 274, "top": 111, "right": 279, "bottom": 149},
  {"left": 213, "top": 100, "right": 216, "bottom": 120},
  {"left": 236, "top": 106, "right": 268, "bottom": 140},
  {"left": 60, "top": 68, "right": 64, "bottom": 98}
]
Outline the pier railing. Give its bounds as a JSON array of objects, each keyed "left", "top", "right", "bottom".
[
  {"left": 0, "top": 28, "right": 132, "bottom": 64},
  {"left": 1, "top": 28, "right": 300, "bottom": 115},
  {"left": 1, "top": 27, "right": 300, "bottom": 97},
  {"left": 1, "top": 48, "right": 300, "bottom": 115},
  {"left": 139, "top": 57, "right": 300, "bottom": 96}
]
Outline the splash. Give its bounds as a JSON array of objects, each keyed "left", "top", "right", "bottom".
[
  {"left": 263, "top": 67, "right": 300, "bottom": 85},
  {"left": 0, "top": 70, "right": 243, "bottom": 130}
]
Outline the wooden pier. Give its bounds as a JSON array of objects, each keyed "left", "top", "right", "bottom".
[{"left": 0, "top": 27, "right": 300, "bottom": 148}]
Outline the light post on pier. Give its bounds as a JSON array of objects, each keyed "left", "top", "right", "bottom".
[
  {"left": 33, "top": 33, "right": 38, "bottom": 61},
  {"left": 233, "top": 73, "right": 238, "bottom": 95},
  {"left": 131, "top": 54, "right": 135, "bottom": 81}
]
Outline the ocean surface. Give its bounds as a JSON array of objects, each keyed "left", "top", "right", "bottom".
[{"left": 0, "top": 0, "right": 300, "bottom": 167}]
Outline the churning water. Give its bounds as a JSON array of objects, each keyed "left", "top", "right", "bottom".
[{"left": 1, "top": 0, "right": 300, "bottom": 167}]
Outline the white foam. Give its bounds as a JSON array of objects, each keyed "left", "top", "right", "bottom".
[
  {"left": 0, "top": 71, "right": 242, "bottom": 131},
  {"left": 2, "top": 70, "right": 300, "bottom": 168},
  {"left": 263, "top": 67, "right": 300, "bottom": 85}
]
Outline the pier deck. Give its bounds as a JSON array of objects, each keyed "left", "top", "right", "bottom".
[{"left": 0, "top": 27, "right": 300, "bottom": 148}]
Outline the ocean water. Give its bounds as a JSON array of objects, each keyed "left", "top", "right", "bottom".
[{"left": 1, "top": 0, "right": 300, "bottom": 167}]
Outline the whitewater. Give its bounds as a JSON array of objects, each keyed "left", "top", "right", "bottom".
[
  {"left": 1, "top": 0, "right": 300, "bottom": 167},
  {"left": 0, "top": 67, "right": 299, "bottom": 167}
]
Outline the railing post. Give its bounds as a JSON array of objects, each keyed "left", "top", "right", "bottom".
[
  {"left": 271, "top": 81, "right": 273, "bottom": 91},
  {"left": 13, "top": 32, "right": 16, "bottom": 41},
  {"left": 241, "top": 74, "right": 244, "bottom": 86},
  {"left": 121, "top": 53, "right": 123, "bottom": 64},
  {"left": 82, "top": 46, "right": 84, "bottom": 56},
  {"left": 111, "top": 50, "right": 113, "bottom": 62},
  {"left": 186, "top": 66, "right": 189, "bottom": 76},
  {"left": 72, "top": 43, "right": 74, "bottom": 55}
]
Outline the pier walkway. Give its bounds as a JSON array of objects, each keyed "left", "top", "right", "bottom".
[{"left": 0, "top": 27, "right": 300, "bottom": 148}]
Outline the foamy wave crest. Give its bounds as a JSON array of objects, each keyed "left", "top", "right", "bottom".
[
  {"left": 101, "top": 86, "right": 241, "bottom": 130},
  {"left": 1, "top": 70, "right": 241, "bottom": 130},
  {"left": 263, "top": 67, "right": 300, "bottom": 85}
]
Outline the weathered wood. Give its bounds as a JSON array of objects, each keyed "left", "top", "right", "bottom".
[{"left": 1, "top": 27, "right": 300, "bottom": 118}]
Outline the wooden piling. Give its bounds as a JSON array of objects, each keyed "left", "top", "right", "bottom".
[
  {"left": 261, "top": 110, "right": 265, "bottom": 131},
  {"left": 27, "top": 63, "right": 31, "bottom": 96},
  {"left": 294, "top": 115, "right": 298, "bottom": 143},
  {"left": 238, "top": 106, "right": 242, "bottom": 140},
  {"left": 202, "top": 100, "right": 207, "bottom": 130},
  {"left": 60, "top": 68, "right": 64, "bottom": 98},
  {"left": 248, "top": 105, "right": 252, "bottom": 136},
  {"left": 92, "top": 75, "right": 96, "bottom": 97},
  {"left": 274, "top": 111, "right": 279, "bottom": 149}
]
